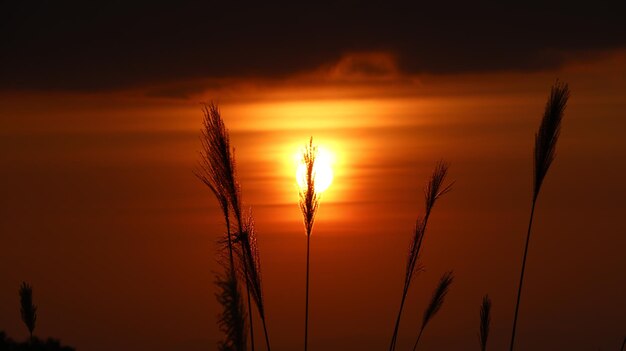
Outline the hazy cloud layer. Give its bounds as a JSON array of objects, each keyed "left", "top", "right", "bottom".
[{"left": 2, "top": 2, "right": 625, "bottom": 91}]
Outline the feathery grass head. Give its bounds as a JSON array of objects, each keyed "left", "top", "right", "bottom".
[
  {"left": 404, "top": 217, "right": 426, "bottom": 289},
  {"left": 215, "top": 266, "right": 247, "bottom": 351},
  {"left": 533, "top": 81, "right": 569, "bottom": 200},
  {"left": 422, "top": 271, "right": 454, "bottom": 329},
  {"left": 196, "top": 102, "right": 242, "bottom": 221},
  {"left": 479, "top": 295, "right": 492, "bottom": 351},
  {"left": 19, "top": 282, "right": 37, "bottom": 338},
  {"left": 235, "top": 211, "right": 266, "bottom": 319},
  {"left": 299, "top": 137, "right": 320, "bottom": 236},
  {"left": 424, "top": 161, "right": 453, "bottom": 215}
]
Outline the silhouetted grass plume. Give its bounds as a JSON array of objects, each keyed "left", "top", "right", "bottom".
[
  {"left": 479, "top": 295, "right": 492, "bottom": 351},
  {"left": 19, "top": 282, "right": 37, "bottom": 340},
  {"left": 411, "top": 271, "right": 454, "bottom": 351},
  {"left": 299, "top": 137, "right": 320, "bottom": 351},
  {"left": 509, "top": 81, "right": 570, "bottom": 351},
  {"left": 197, "top": 102, "right": 272, "bottom": 350},
  {"left": 389, "top": 161, "right": 452, "bottom": 351},
  {"left": 196, "top": 103, "right": 239, "bottom": 267}
]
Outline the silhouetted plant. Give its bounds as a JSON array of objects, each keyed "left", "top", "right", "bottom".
[
  {"left": 479, "top": 295, "right": 492, "bottom": 351},
  {"left": 299, "top": 137, "right": 320, "bottom": 351},
  {"left": 509, "top": 82, "right": 570, "bottom": 351},
  {"left": 197, "top": 102, "right": 254, "bottom": 350},
  {"left": 411, "top": 271, "right": 454, "bottom": 351},
  {"left": 19, "top": 282, "right": 37, "bottom": 341},
  {"left": 620, "top": 336, "right": 625, "bottom": 351},
  {"left": 389, "top": 161, "right": 452, "bottom": 351}
]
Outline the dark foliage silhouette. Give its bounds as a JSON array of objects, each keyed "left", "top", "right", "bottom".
[
  {"left": 389, "top": 161, "right": 452, "bottom": 351},
  {"left": 19, "top": 282, "right": 37, "bottom": 340},
  {"left": 509, "top": 81, "right": 570, "bottom": 351},
  {"left": 234, "top": 213, "right": 271, "bottom": 350},
  {"left": 411, "top": 271, "right": 454, "bottom": 351},
  {"left": 479, "top": 295, "right": 492, "bottom": 351},
  {"left": 215, "top": 267, "right": 248, "bottom": 351},
  {"left": 0, "top": 332, "right": 75, "bottom": 351},
  {"left": 299, "top": 137, "right": 320, "bottom": 351}
]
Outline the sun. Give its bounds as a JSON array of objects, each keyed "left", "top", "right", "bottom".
[{"left": 296, "top": 146, "right": 334, "bottom": 193}]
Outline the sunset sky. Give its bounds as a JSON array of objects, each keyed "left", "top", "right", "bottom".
[{"left": 1, "top": 3, "right": 625, "bottom": 351}]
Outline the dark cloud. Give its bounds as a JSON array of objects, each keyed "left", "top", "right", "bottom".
[{"left": 1, "top": 1, "right": 625, "bottom": 91}]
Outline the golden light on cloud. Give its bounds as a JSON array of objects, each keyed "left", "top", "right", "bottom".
[{"left": 296, "top": 146, "right": 334, "bottom": 193}]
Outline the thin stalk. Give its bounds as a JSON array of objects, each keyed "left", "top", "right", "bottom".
[
  {"left": 246, "top": 279, "right": 255, "bottom": 351},
  {"left": 262, "top": 318, "right": 271, "bottom": 351},
  {"left": 620, "top": 336, "right": 625, "bottom": 351},
  {"left": 411, "top": 328, "right": 425, "bottom": 351},
  {"left": 225, "top": 212, "right": 235, "bottom": 271},
  {"left": 304, "top": 232, "right": 311, "bottom": 351},
  {"left": 389, "top": 293, "right": 407, "bottom": 351},
  {"left": 509, "top": 198, "right": 537, "bottom": 351}
]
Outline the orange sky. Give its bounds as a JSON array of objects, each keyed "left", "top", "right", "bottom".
[{"left": 1, "top": 51, "right": 625, "bottom": 350}]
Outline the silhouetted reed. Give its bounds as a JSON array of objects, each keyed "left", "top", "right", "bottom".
[
  {"left": 509, "top": 82, "right": 569, "bottom": 351},
  {"left": 479, "top": 295, "right": 492, "bottom": 351},
  {"left": 389, "top": 161, "right": 452, "bottom": 351},
  {"left": 411, "top": 271, "right": 454, "bottom": 351},
  {"left": 299, "top": 137, "right": 320, "bottom": 351},
  {"left": 19, "top": 282, "right": 37, "bottom": 341},
  {"left": 621, "top": 336, "right": 625, "bottom": 351},
  {"left": 197, "top": 102, "right": 272, "bottom": 351}
]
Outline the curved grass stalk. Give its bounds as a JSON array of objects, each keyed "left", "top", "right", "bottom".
[{"left": 509, "top": 82, "right": 569, "bottom": 351}]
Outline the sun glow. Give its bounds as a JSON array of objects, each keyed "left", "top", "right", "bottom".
[{"left": 296, "top": 146, "right": 334, "bottom": 193}]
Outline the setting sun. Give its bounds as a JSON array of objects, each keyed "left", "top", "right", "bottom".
[{"left": 296, "top": 146, "right": 334, "bottom": 193}]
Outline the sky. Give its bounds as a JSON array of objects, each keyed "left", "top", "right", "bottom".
[{"left": 1, "top": 2, "right": 625, "bottom": 350}]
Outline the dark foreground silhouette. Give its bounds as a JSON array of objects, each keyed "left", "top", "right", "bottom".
[{"left": 0, "top": 332, "right": 74, "bottom": 351}]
